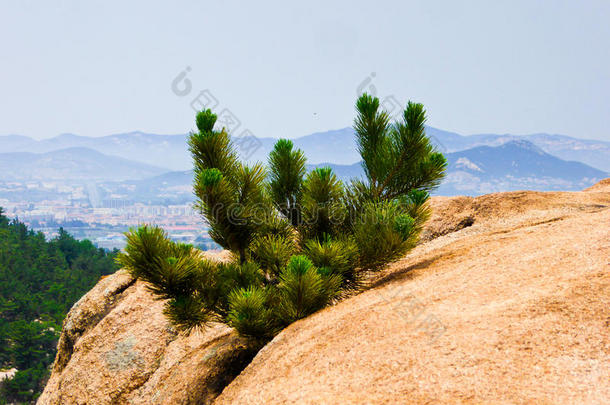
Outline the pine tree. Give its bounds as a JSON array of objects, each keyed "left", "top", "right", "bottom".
[{"left": 119, "top": 93, "right": 446, "bottom": 341}]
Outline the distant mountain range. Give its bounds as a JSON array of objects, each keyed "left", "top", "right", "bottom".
[
  {"left": 0, "top": 147, "right": 166, "bottom": 181},
  {"left": 437, "top": 140, "right": 606, "bottom": 195},
  {"left": 92, "top": 140, "right": 605, "bottom": 198},
  {"left": 425, "top": 128, "right": 610, "bottom": 173},
  {"left": 0, "top": 132, "right": 189, "bottom": 171},
  {"left": 2, "top": 127, "right": 609, "bottom": 172},
  {"left": 0, "top": 128, "right": 607, "bottom": 196},
  {"left": 308, "top": 140, "right": 607, "bottom": 195}
]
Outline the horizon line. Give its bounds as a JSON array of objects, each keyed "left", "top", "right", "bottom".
[{"left": 1, "top": 126, "right": 607, "bottom": 143}]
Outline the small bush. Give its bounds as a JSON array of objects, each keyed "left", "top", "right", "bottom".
[
  {"left": 353, "top": 201, "right": 417, "bottom": 272},
  {"left": 118, "top": 94, "right": 446, "bottom": 341},
  {"left": 275, "top": 255, "right": 340, "bottom": 325},
  {"left": 249, "top": 235, "right": 296, "bottom": 277},
  {"left": 304, "top": 236, "right": 360, "bottom": 292},
  {"left": 227, "top": 286, "right": 276, "bottom": 339}
]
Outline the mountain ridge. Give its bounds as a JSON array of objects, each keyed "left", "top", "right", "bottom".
[
  {"left": 310, "top": 140, "right": 607, "bottom": 195},
  {"left": 0, "top": 147, "right": 166, "bottom": 181},
  {"left": 2, "top": 127, "right": 609, "bottom": 171},
  {"left": 99, "top": 140, "right": 606, "bottom": 198},
  {"left": 437, "top": 140, "right": 606, "bottom": 195},
  {"left": 1, "top": 140, "right": 604, "bottom": 196}
]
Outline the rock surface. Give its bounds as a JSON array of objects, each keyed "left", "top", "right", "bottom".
[
  {"left": 37, "top": 251, "right": 255, "bottom": 405},
  {"left": 39, "top": 182, "right": 610, "bottom": 404}
]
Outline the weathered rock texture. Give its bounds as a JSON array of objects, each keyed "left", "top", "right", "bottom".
[
  {"left": 39, "top": 182, "right": 610, "bottom": 404},
  {"left": 37, "top": 250, "right": 256, "bottom": 405}
]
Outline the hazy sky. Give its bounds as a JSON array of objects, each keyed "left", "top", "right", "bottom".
[{"left": 1, "top": 1, "right": 609, "bottom": 141}]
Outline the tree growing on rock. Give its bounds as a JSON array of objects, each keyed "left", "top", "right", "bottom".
[{"left": 118, "top": 94, "right": 446, "bottom": 340}]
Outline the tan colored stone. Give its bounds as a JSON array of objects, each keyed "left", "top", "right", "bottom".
[
  {"left": 216, "top": 183, "right": 610, "bottom": 404},
  {"left": 38, "top": 254, "right": 253, "bottom": 405}
]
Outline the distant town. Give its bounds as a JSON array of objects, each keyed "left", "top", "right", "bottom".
[{"left": 0, "top": 179, "right": 217, "bottom": 251}]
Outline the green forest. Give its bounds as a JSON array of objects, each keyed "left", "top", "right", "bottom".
[{"left": 0, "top": 208, "right": 118, "bottom": 404}]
